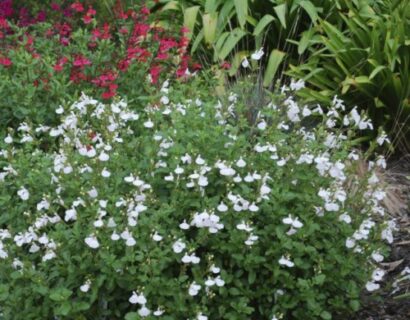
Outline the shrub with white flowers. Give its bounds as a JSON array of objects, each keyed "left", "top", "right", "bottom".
[{"left": 0, "top": 79, "right": 394, "bottom": 319}]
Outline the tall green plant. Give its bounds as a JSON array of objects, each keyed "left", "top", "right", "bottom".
[
  {"left": 288, "top": 0, "right": 410, "bottom": 151},
  {"left": 155, "top": 0, "right": 342, "bottom": 87}
]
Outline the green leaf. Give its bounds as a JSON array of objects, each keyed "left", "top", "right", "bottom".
[
  {"left": 161, "top": 1, "right": 179, "bottom": 11},
  {"left": 274, "top": 3, "right": 287, "bottom": 29},
  {"left": 125, "top": 312, "right": 139, "bottom": 320},
  {"left": 253, "top": 14, "right": 275, "bottom": 36},
  {"left": 203, "top": 12, "right": 218, "bottom": 44},
  {"left": 369, "top": 65, "right": 386, "bottom": 80},
  {"left": 49, "top": 287, "right": 72, "bottom": 302},
  {"left": 320, "top": 310, "right": 332, "bottom": 320},
  {"left": 263, "top": 49, "right": 285, "bottom": 87},
  {"left": 217, "top": 28, "right": 247, "bottom": 61},
  {"left": 299, "top": 1, "right": 319, "bottom": 22},
  {"left": 234, "top": 0, "right": 248, "bottom": 29},
  {"left": 205, "top": 0, "right": 218, "bottom": 13},
  {"left": 183, "top": 6, "right": 200, "bottom": 39},
  {"left": 298, "top": 28, "right": 315, "bottom": 54},
  {"left": 54, "top": 302, "right": 71, "bottom": 316}
]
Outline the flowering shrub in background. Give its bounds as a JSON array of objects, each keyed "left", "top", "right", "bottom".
[
  {"left": 0, "top": 77, "right": 394, "bottom": 319},
  {"left": 0, "top": 0, "right": 197, "bottom": 129}
]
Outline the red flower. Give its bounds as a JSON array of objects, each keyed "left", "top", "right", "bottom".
[
  {"left": 53, "top": 64, "right": 63, "bottom": 72},
  {"left": 159, "top": 38, "right": 178, "bottom": 52},
  {"left": 0, "top": 57, "right": 12, "bottom": 67},
  {"left": 150, "top": 65, "right": 161, "bottom": 84},
  {"left": 140, "top": 7, "right": 150, "bottom": 15},
  {"left": 156, "top": 53, "right": 168, "bottom": 60},
  {"left": 102, "top": 90, "right": 116, "bottom": 99},
  {"left": 73, "top": 55, "right": 92, "bottom": 67},
  {"left": 220, "top": 61, "right": 231, "bottom": 69},
  {"left": 71, "top": 2, "right": 84, "bottom": 13},
  {"left": 82, "top": 14, "right": 93, "bottom": 24}
]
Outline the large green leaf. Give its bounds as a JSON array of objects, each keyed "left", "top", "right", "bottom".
[
  {"left": 217, "top": 28, "right": 247, "bottom": 60},
  {"left": 253, "top": 14, "right": 275, "bottom": 36},
  {"left": 299, "top": 0, "right": 319, "bottom": 23},
  {"left": 203, "top": 12, "right": 219, "bottom": 44},
  {"left": 274, "top": 3, "right": 287, "bottom": 29},
  {"left": 183, "top": 6, "right": 200, "bottom": 39},
  {"left": 263, "top": 49, "right": 286, "bottom": 87},
  {"left": 234, "top": 0, "right": 248, "bottom": 29}
]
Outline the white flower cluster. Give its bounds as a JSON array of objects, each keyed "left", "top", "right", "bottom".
[{"left": 0, "top": 81, "right": 394, "bottom": 317}]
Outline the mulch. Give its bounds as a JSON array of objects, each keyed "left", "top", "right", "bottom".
[{"left": 354, "top": 156, "right": 410, "bottom": 319}]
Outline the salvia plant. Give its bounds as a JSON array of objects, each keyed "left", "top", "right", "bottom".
[{"left": 0, "top": 75, "right": 395, "bottom": 319}]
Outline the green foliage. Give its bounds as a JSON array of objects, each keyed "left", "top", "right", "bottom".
[
  {"left": 0, "top": 76, "right": 391, "bottom": 319},
  {"left": 156, "top": 0, "right": 341, "bottom": 85},
  {"left": 288, "top": 0, "right": 410, "bottom": 149}
]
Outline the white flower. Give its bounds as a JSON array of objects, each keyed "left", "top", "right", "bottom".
[
  {"left": 197, "top": 313, "right": 208, "bottom": 320},
  {"left": 236, "top": 157, "right": 246, "bottom": 168},
  {"left": 217, "top": 202, "right": 228, "bottom": 212},
  {"left": 377, "top": 133, "right": 390, "bottom": 146},
  {"left": 172, "top": 239, "right": 186, "bottom": 253},
  {"left": 345, "top": 237, "right": 355, "bottom": 248},
  {"left": 56, "top": 105, "right": 64, "bottom": 114},
  {"left": 111, "top": 232, "right": 120, "bottom": 241},
  {"left": 17, "top": 187, "right": 30, "bottom": 201},
  {"left": 371, "top": 251, "right": 384, "bottom": 262},
  {"left": 144, "top": 119, "right": 154, "bottom": 128},
  {"left": 338, "top": 213, "right": 351, "bottom": 224},
  {"left": 282, "top": 215, "right": 303, "bottom": 228},
  {"left": 179, "top": 220, "right": 190, "bottom": 230},
  {"left": 160, "top": 96, "right": 169, "bottom": 105},
  {"left": 125, "top": 237, "right": 136, "bottom": 246},
  {"left": 188, "top": 282, "right": 201, "bottom": 296},
  {"left": 152, "top": 232, "right": 163, "bottom": 242},
  {"left": 36, "top": 199, "right": 50, "bottom": 211},
  {"left": 80, "top": 280, "right": 91, "bottom": 292},
  {"left": 241, "top": 57, "right": 250, "bottom": 68},
  {"left": 84, "top": 235, "right": 99, "bottom": 249},
  {"left": 153, "top": 308, "right": 165, "bottom": 316},
  {"left": 251, "top": 48, "right": 264, "bottom": 60},
  {"left": 257, "top": 121, "right": 267, "bottom": 130},
  {"left": 129, "top": 291, "right": 147, "bottom": 305},
  {"left": 4, "top": 135, "right": 13, "bottom": 144},
  {"left": 64, "top": 208, "right": 77, "bottom": 222},
  {"left": 88, "top": 187, "right": 98, "bottom": 198},
  {"left": 195, "top": 155, "right": 205, "bottom": 165},
  {"left": 198, "top": 176, "right": 208, "bottom": 187},
  {"left": 138, "top": 306, "right": 151, "bottom": 317},
  {"left": 290, "top": 79, "right": 305, "bottom": 91},
  {"left": 365, "top": 281, "right": 380, "bottom": 292},
  {"left": 220, "top": 167, "right": 236, "bottom": 176},
  {"left": 99, "top": 152, "right": 109, "bottom": 161},
  {"left": 101, "top": 168, "right": 111, "bottom": 177},
  {"left": 372, "top": 269, "right": 385, "bottom": 282},
  {"left": 279, "top": 256, "right": 294, "bottom": 268}
]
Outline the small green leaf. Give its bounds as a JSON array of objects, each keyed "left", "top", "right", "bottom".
[
  {"left": 320, "top": 310, "right": 332, "bottom": 320},
  {"left": 49, "top": 287, "right": 72, "bottom": 302},
  {"left": 263, "top": 49, "right": 285, "bottom": 87}
]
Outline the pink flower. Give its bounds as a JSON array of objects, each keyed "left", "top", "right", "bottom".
[
  {"left": 0, "top": 57, "right": 12, "bottom": 67},
  {"left": 71, "top": 2, "right": 84, "bottom": 13}
]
